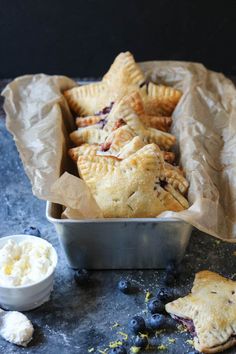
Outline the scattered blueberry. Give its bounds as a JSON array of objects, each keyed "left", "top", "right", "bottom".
[
  {"left": 147, "top": 297, "right": 165, "bottom": 314},
  {"left": 129, "top": 316, "right": 146, "bottom": 334},
  {"left": 149, "top": 314, "right": 166, "bottom": 330},
  {"left": 74, "top": 269, "right": 90, "bottom": 285},
  {"left": 165, "top": 316, "right": 177, "bottom": 329},
  {"left": 156, "top": 288, "right": 173, "bottom": 303},
  {"left": 23, "top": 226, "right": 41, "bottom": 237},
  {"left": 134, "top": 335, "right": 148, "bottom": 349},
  {"left": 108, "top": 346, "right": 127, "bottom": 354},
  {"left": 118, "top": 280, "right": 131, "bottom": 294}
]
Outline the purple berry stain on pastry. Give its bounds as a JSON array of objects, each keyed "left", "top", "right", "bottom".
[
  {"left": 172, "top": 315, "right": 196, "bottom": 336},
  {"left": 159, "top": 180, "right": 168, "bottom": 189},
  {"left": 101, "top": 141, "right": 112, "bottom": 151},
  {"left": 97, "top": 118, "right": 108, "bottom": 129},
  {"left": 96, "top": 101, "right": 114, "bottom": 115}
]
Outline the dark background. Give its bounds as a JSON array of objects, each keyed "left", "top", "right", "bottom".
[{"left": 0, "top": 0, "right": 236, "bottom": 79}]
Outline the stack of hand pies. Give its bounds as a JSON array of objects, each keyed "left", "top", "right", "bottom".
[{"left": 64, "top": 52, "right": 189, "bottom": 218}]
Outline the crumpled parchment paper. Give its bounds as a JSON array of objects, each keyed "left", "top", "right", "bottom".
[{"left": 2, "top": 62, "right": 236, "bottom": 241}]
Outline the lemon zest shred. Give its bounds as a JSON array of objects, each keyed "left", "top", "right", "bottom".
[
  {"left": 157, "top": 344, "right": 167, "bottom": 350},
  {"left": 130, "top": 346, "right": 141, "bottom": 353},
  {"left": 177, "top": 324, "right": 187, "bottom": 333},
  {"left": 109, "top": 341, "right": 123, "bottom": 348},
  {"left": 145, "top": 290, "right": 152, "bottom": 302},
  {"left": 88, "top": 348, "right": 94, "bottom": 353},
  {"left": 168, "top": 338, "right": 176, "bottom": 343},
  {"left": 117, "top": 331, "right": 128, "bottom": 340},
  {"left": 111, "top": 322, "right": 120, "bottom": 329},
  {"left": 186, "top": 339, "right": 194, "bottom": 346}
]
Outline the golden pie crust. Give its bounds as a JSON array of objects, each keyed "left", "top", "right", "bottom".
[
  {"left": 166, "top": 271, "right": 236, "bottom": 353},
  {"left": 77, "top": 144, "right": 188, "bottom": 217},
  {"left": 66, "top": 51, "right": 189, "bottom": 218}
]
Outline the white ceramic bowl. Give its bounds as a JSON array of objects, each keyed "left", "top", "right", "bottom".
[{"left": 0, "top": 234, "right": 58, "bottom": 311}]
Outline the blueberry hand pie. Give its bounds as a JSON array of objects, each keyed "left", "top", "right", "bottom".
[
  {"left": 140, "top": 82, "right": 182, "bottom": 116},
  {"left": 66, "top": 51, "right": 189, "bottom": 218},
  {"left": 105, "top": 91, "right": 176, "bottom": 150},
  {"left": 77, "top": 144, "right": 188, "bottom": 217},
  {"left": 64, "top": 52, "right": 144, "bottom": 116},
  {"left": 70, "top": 92, "right": 176, "bottom": 151},
  {"left": 64, "top": 52, "right": 182, "bottom": 117},
  {"left": 166, "top": 271, "right": 236, "bottom": 353},
  {"left": 64, "top": 82, "right": 111, "bottom": 116}
]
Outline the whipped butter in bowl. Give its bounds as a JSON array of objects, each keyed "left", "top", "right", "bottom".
[{"left": 0, "top": 235, "right": 57, "bottom": 311}]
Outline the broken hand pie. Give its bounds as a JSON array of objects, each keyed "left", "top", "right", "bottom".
[
  {"left": 166, "top": 271, "right": 236, "bottom": 353},
  {"left": 64, "top": 51, "right": 182, "bottom": 117},
  {"left": 77, "top": 144, "right": 188, "bottom": 218}
]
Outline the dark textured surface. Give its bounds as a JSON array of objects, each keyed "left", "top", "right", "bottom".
[
  {"left": 1, "top": 78, "right": 236, "bottom": 354},
  {"left": 1, "top": 1, "right": 236, "bottom": 78}
]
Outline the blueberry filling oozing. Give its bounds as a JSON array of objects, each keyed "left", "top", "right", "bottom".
[
  {"left": 101, "top": 141, "right": 112, "bottom": 152},
  {"left": 112, "top": 118, "right": 126, "bottom": 130},
  {"left": 96, "top": 101, "right": 114, "bottom": 115},
  {"left": 96, "top": 118, "right": 108, "bottom": 129},
  {"left": 172, "top": 315, "right": 196, "bottom": 336},
  {"left": 139, "top": 80, "right": 150, "bottom": 90},
  {"left": 154, "top": 180, "right": 168, "bottom": 191},
  {"left": 160, "top": 180, "right": 168, "bottom": 189},
  {"left": 172, "top": 315, "right": 236, "bottom": 349}
]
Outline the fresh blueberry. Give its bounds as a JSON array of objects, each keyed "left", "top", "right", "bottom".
[
  {"left": 165, "top": 316, "right": 177, "bottom": 329},
  {"left": 156, "top": 288, "right": 173, "bottom": 303},
  {"left": 149, "top": 314, "right": 166, "bottom": 330},
  {"left": 23, "top": 226, "right": 41, "bottom": 237},
  {"left": 129, "top": 316, "right": 146, "bottom": 334},
  {"left": 134, "top": 335, "right": 148, "bottom": 348},
  {"left": 108, "top": 346, "right": 127, "bottom": 354},
  {"left": 147, "top": 297, "right": 165, "bottom": 314},
  {"left": 74, "top": 269, "right": 90, "bottom": 285},
  {"left": 118, "top": 280, "right": 131, "bottom": 294}
]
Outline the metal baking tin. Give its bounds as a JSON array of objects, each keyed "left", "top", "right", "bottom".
[{"left": 46, "top": 202, "right": 192, "bottom": 269}]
